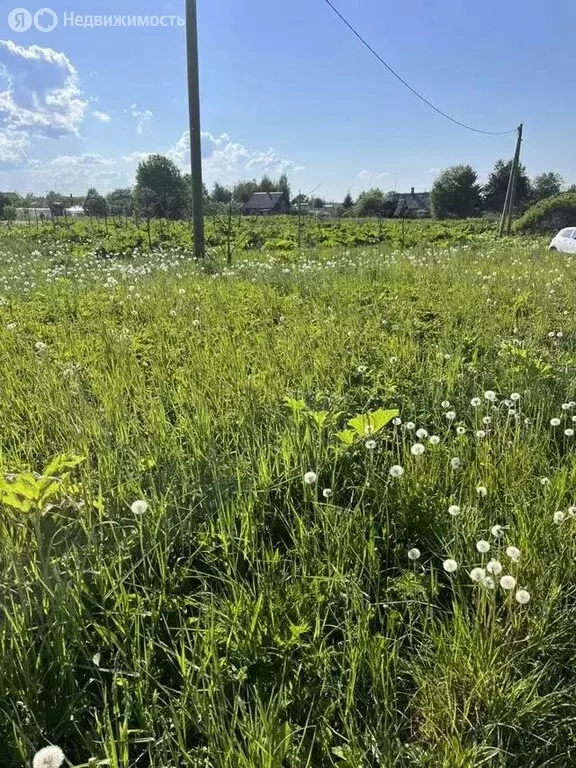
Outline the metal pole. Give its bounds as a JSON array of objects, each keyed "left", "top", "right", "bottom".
[
  {"left": 498, "top": 124, "right": 523, "bottom": 237},
  {"left": 186, "top": 0, "right": 205, "bottom": 258}
]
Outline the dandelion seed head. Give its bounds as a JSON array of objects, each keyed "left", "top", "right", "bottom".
[
  {"left": 445, "top": 411, "right": 456, "bottom": 421},
  {"left": 429, "top": 435, "right": 440, "bottom": 445},
  {"left": 484, "top": 390, "right": 497, "bottom": 402},
  {"left": 554, "top": 510, "right": 566, "bottom": 524},
  {"left": 304, "top": 471, "right": 318, "bottom": 485},
  {"left": 484, "top": 576, "right": 496, "bottom": 589},
  {"left": 476, "top": 486, "right": 488, "bottom": 498},
  {"left": 515, "top": 589, "right": 531, "bottom": 604},
  {"left": 470, "top": 567, "right": 486, "bottom": 583},
  {"left": 392, "top": 417, "right": 402, "bottom": 426},
  {"left": 441, "top": 400, "right": 451, "bottom": 409},
  {"left": 405, "top": 422, "right": 416, "bottom": 431},
  {"left": 322, "top": 488, "right": 333, "bottom": 499},
  {"left": 476, "top": 539, "right": 490, "bottom": 554},
  {"left": 491, "top": 524, "right": 506, "bottom": 538},
  {"left": 33, "top": 746, "right": 65, "bottom": 768},
  {"left": 475, "top": 430, "right": 486, "bottom": 439},
  {"left": 550, "top": 418, "right": 561, "bottom": 427},
  {"left": 486, "top": 560, "right": 503, "bottom": 575},
  {"left": 506, "top": 546, "right": 521, "bottom": 561},
  {"left": 408, "top": 548, "right": 421, "bottom": 561},
  {"left": 456, "top": 426, "right": 466, "bottom": 435},
  {"left": 470, "top": 397, "right": 481, "bottom": 407},
  {"left": 131, "top": 500, "right": 148, "bottom": 516},
  {"left": 389, "top": 465, "right": 404, "bottom": 478},
  {"left": 540, "top": 477, "right": 551, "bottom": 486},
  {"left": 411, "top": 443, "right": 425, "bottom": 456},
  {"left": 562, "top": 403, "right": 571, "bottom": 411},
  {"left": 482, "top": 416, "right": 492, "bottom": 425},
  {"left": 565, "top": 429, "right": 574, "bottom": 437},
  {"left": 443, "top": 558, "right": 458, "bottom": 573},
  {"left": 500, "top": 575, "right": 517, "bottom": 591},
  {"left": 450, "top": 457, "right": 462, "bottom": 470},
  {"left": 510, "top": 393, "right": 521, "bottom": 401},
  {"left": 416, "top": 428, "right": 428, "bottom": 439},
  {"left": 448, "top": 505, "right": 461, "bottom": 517},
  {"left": 365, "top": 439, "right": 377, "bottom": 450},
  {"left": 35, "top": 341, "right": 47, "bottom": 353}
]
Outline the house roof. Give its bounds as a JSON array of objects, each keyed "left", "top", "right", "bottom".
[
  {"left": 244, "top": 192, "right": 284, "bottom": 211},
  {"left": 391, "top": 191, "right": 431, "bottom": 212}
]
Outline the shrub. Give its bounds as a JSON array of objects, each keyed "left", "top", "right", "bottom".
[{"left": 513, "top": 193, "right": 576, "bottom": 234}]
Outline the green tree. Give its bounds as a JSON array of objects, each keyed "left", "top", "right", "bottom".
[
  {"left": 483, "top": 160, "right": 531, "bottom": 213},
  {"left": 106, "top": 188, "right": 134, "bottom": 216},
  {"left": 135, "top": 155, "right": 186, "bottom": 219},
  {"left": 342, "top": 192, "right": 354, "bottom": 211},
  {"left": 531, "top": 172, "right": 564, "bottom": 204},
  {"left": 211, "top": 182, "right": 232, "bottom": 204},
  {"left": 84, "top": 187, "right": 107, "bottom": 217},
  {"left": 355, "top": 188, "right": 389, "bottom": 218},
  {"left": 232, "top": 180, "right": 259, "bottom": 204},
  {"left": 431, "top": 165, "right": 482, "bottom": 219},
  {"left": 278, "top": 174, "right": 291, "bottom": 206},
  {"left": 2, "top": 205, "right": 16, "bottom": 222},
  {"left": 259, "top": 175, "right": 274, "bottom": 193},
  {"left": 312, "top": 197, "right": 325, "bottom": 209}
]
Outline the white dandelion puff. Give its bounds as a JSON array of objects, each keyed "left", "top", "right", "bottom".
[
  {"left": 506, "top": 546, "right": 521, "bottom": 561},
  {"left": 500, "top": 575, "right": 517, "bottom": 591},
  {"left": 304, "top": 471, "right": 318, "bottom": 485},
  {"left": 550, "top": 418, "right": 561, "bottom": 427},
  {"left": 565, "top": 429, "right": 574, "bottom": 437},
  {"left": 470, "top": 567, "right": 486, "bottom": 583},
  {"left": 554, "top": 510, "right": 566, "bottom": 524},
  {"left": 486, "top": 560, "right": 503, "bottom": 575},
  {"left": 475, "top": 430, "right": 486, "bottom": 439},
  {"left": 476, "top": 540, "right": 490, "bottom": 554},
  {"left": 456, "top": 426, "right": 466, "bottom": 436},
  {"left": 445, "top": 411, "right": 456, "bottom": 421},
  {"left": 131, "top": 500, "right": 148, "bottom": 516},
  {"left": 561, "top": 403, "right": 571, "bottom": 411},
  {"left": 491, "top": 524, "right": 506, "bottom": 538},
  {"left": 483, "top": 576, "right": 496, "bottom": 589},
  {"left": 476, "top": 486, "right": 488, "bottom": 498},
  {"left": 429, "top": 435, "right": 440, "bottom": 445},
  {"left": 35, "top": 341, "right": 47, "bottom": 353},
  {"left": 510, "top": 393, "right": 521, "bottom": 401},
  {"left": 416, "top": 428, "right": 428, "bottom": 439},
  {"left": 33, "top": 747, "right": 65, "bottom": 768},
  {"left": 482, "top": 416, "right": 492, "bottom": 426},
  {"left": 448, "top": 505, "right": 461, "bottom": 517},
  {"left": 392, "top": 417, "right": 402, "bottom": 426},
  {"left": 470, "top": 397, "right": 481, "bottom": 407},
  {"left": 365, "top": 439, "right": 377, "bottom": 450},
  {"left": 443, "top": 558, "right": 458, "bottom": 573},
  {"left": 540, "top": 477, "right": 551, "bottom": 486},
  {"left": 450, "top": 457, "right": 462, "bottom": 470},
  {"left": 405, "top": 422, "right": 416, "bottom": 431},
  {"left": 515, "top": 589, "right": 531, "bottom": 604},
  {"left": 389, "top": 465, "right": 404, "bottom": 478},
  {"left": 322, "top": 488, "right": 333, "bottom": 499},
  {"left": 484, "top": 390, "right": 497, "bottom": 402},
  {"left": 411, "top": 443, "right": 425, "bottom": 456},
  {"left": 408, "top": 548, "right": 421, "bottom": 561},
  {"left": 441, "top": 400, "right": 451, "bottom": 409}
]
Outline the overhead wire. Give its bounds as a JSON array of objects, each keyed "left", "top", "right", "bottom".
[{"left": 323, "top": 0, "right": 516, "bottom": 136}]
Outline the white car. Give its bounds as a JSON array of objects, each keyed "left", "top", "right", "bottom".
[{"left": 549, "top": 228, "right": 576, "bottom": 253}]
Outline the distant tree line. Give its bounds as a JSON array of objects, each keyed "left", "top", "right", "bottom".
[{"left": 1, "top": 154, "right": 574, "bottom": 223}]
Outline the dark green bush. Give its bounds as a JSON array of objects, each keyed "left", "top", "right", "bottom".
[{"left": 513, "top": 193, "right": 576, "bottom": 234}]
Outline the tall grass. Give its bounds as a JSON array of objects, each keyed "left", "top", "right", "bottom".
[{"left": 1, "top": 239, "right": 576, "bottom": 766}]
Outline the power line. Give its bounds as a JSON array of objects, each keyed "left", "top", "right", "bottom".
[{"left": 322, "top": 0, "right": 516, "bottom": 137}]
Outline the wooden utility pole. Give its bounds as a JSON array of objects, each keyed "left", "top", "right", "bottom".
[
  {"left": 185, "top": 0, "right": 205, "bottom": 258},
  {"left": 498, "top": 124, "right": 523, "bottom": 237}
]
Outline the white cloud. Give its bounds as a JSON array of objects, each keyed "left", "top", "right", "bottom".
[
  {"left": 0, "top": 40, "right": 87, "bottom": 168},
  {"left": 168, "top": 130, "right": 305, "bottom": 181},
  {"left": 424, "top": 167, "right": 441, "bottom": 175},
  {"left": 128, "top": 103, "right": 153, "bottom": 134},
  {"left": 121, "top": 150, "right": 152, "bottom": 164},
  {"left": 356, "top": 169, "right": 391, "bottom": 180},
  {"left": 92, "top": 110, "right": 111, "bottom": 122}
]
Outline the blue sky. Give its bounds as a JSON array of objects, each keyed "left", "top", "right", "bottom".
[{"left": 0, "top": 0, "right": 575, "bottom": 200}]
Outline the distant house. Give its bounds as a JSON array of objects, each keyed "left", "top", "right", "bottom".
[
  {"left": 65, "top": 205, "right": 86, "bottom": 218},
  {"left": 15, "top": 207, "right": 53, "bottom": 222},
  {"left": 243, "top": 192, "right": 290, "bottom": 216},
  {"left": 389, "top": 188, "right": 431, "bottom": 218}
]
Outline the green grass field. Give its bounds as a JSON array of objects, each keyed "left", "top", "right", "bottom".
[{"left": 2, "top": 234, "right": 576, "bottom": 767}]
